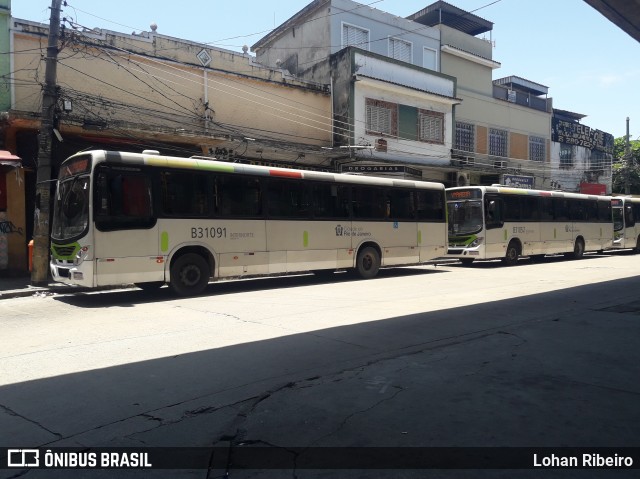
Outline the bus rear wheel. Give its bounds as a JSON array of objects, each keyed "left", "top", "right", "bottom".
[
  {"left": 502, "top": 241, "right": 519, "bottom": 266},
  {"left": 355, "top": 246, "right": 380, "bottom": 279},
  {"left": 572, "top": 238, "right": 585, "bottom": 259},
  {"left": 170, "top": 253, "right": 210, "bottom": 296}
]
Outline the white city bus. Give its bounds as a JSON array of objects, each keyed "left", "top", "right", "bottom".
[
  {"left": 446, "top": 186, "right": 612, "bottom": 265},
  {"left": 50, "top": 150, "right": 447, "bottom": 295},
  {"left": 610, "top": 196, "right": 640, "bottom": 252}
]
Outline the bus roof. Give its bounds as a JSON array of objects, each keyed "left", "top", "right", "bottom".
[
  {"left": 447, "top": 185, "right": 611, "bottom": 201},
  {"left": 67, "top": 150, "right": 444, "bottom": 191}
]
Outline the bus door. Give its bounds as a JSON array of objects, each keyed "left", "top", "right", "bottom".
[
  {"left": 484, "top": 194, "right": 506, "bottom": 258},
  {"left": 548, "top": 198, "right": 573, "bottom": 254},
  {"left": 93, "top": 167, "right": 162, "bottom": 285},
  {"left": 624, "top": 202, "right": 636, "bottom": 247}
]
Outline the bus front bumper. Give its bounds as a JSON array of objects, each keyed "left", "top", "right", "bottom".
[
  {"left": 50, "top": 261, "right": 94, "bottom": 287},
  {"left": 446, "top": 247, "right": 481, "bottom": 257}
]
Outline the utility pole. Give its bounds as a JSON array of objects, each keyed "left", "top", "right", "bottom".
[
  {"left": 624, "top": 117, "right": 631, "bottom": 195},
  {"left": 31, "top": 0, "right": 62, "bottom": 285}
]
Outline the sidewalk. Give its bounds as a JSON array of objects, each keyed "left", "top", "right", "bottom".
[
  {"left": 0, "top": 274, "right": 134, "bottom": 299},
  {"left": 0, "top": 274, "right": 70, "bottom": 299}
]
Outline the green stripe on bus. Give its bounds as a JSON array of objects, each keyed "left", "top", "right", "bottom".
[
  {"left": 503, "top": 229, "right": 507, "bottom": 241},
  {"left": 161, "top": 231, "right": 169, "bottom": 252},
  {"left": 417, "top": 230, "right": 422, "bottom": 245},
  {"left": 303, "top": 231, "right": 309, "bottom": 248},
  {"left": 145, "top": 157, "right": 235, "bottom": 173}
]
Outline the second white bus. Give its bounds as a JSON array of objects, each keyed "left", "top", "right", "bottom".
[
  {"left": 446, "top": 186, "right": 613, "bottom": 265},
  {"left": 50, "top": 150, "right": 448, "bottom": 295}
]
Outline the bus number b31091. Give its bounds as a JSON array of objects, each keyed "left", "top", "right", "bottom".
[{"left": 191, "top": 227, "right": 227, "bottom": 239}]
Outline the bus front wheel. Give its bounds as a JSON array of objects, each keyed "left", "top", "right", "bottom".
[
  {"left": 355, "top": 246, "right": 380, "bottom": 279},
  {"left": 170, "top": 253, "right": 210, "bottom": 296},
  {"left": 502, "top": 241, "right": 520, "bottom": 266}
]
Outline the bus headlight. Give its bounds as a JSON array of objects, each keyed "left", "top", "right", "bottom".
[
  {"left": 468, "top": 237, "right": 484, "bottom": 248},
  {"left": 74, "top": 245, "right": 90, "bottom": 265}
]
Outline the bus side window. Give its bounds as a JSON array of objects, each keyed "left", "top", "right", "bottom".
[
  {"left": 218, "top": 176, "right": 262, "bottom": 218},
  {"left": 94, "top": 168, "right": 154, "bottom": 231}
]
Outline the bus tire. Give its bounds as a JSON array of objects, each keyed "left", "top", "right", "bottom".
[
  {"left": 355, "top": 246, "right": 380, "bottom": 279},
  {"left": 170, "top": 253, "right": 210, "bottom": 296},
  {"left": 572, "top": 238, "right": 585, "bottom": 259},
  {"left": 634, "top": 237, "right": 640, "bottom": 254},
  {"left": 502, "top": 241, "right": 519, "bottom": 266}
]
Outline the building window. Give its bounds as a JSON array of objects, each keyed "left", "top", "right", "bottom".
[
  {"left": 455, "top": 122, "right": 475, "bottom": 152},
  {"left": 423, "top": 47, "right": 437, "bottom": 70},
  {"left": 366, "top": 98, "right": 397, "bottom": 136},
  {"left": 389, "top": 37, "right": 412, "bottom": 62},
  {"left": 489, "top": 128, "right": 508, "bottom": 158},
  {"left": 342, "top": 23, "right": 369, "bottom": 50},
  {"left": 560, "top": 144, "right": 574, "bottom": 169},
  {"left": 418, "top": 110, "right": 444, "bottom": 144},
  {"left": 529, "top": 136, "right": 545, "bottom": 162}
]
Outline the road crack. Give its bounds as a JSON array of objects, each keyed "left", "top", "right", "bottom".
[{"left": 0, "top": 403, "right": 63, "bottom": 439}]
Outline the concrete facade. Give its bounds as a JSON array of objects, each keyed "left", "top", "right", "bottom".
[
  {"left": 253, "top": 0, "right": 614, "bottom": 192},
  {"left": 253, "top": 0, "right": 458, "bottom": 183}
]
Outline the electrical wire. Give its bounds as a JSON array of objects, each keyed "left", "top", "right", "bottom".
[{"left": 8, "top": 4, "right": 615, "bottom": 180}]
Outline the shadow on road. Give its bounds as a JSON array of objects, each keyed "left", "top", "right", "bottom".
[{"left": 2, "top": 275, "right": 640, "bottom": 477}]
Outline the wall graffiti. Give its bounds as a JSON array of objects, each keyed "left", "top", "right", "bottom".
[{"left": 0, "top": 220, "right": 24, "bottom": 235}]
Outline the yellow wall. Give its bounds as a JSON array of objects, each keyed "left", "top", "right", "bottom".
[{"left": 11, "top": 24, "right": 332, "bottom": 147}]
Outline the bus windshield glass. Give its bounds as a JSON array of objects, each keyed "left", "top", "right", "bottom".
[
  {"left": 51, "top": 174, "right": 90, "bottom": 241},
  {"left": 448, "top": 199, "right": 483, "bottom": 235}
]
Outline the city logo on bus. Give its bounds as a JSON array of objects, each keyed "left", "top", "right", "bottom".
[
  {"left": 335, "top": 225, "right": 372, "bottom": 238},
  {"left": 565, "top": 225, "right": 581, "bottom": 233}
]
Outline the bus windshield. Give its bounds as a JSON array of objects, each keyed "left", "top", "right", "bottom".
[
  {"left": 448, "top": 199, "right": 483, "bottom": 235},
  {"left": 51, "top": 174, "right": 90, "bottom": 241}
]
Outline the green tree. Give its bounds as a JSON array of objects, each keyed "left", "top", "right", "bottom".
[{"left": 612, "top": 137, "right": 640, "bottom": 194}]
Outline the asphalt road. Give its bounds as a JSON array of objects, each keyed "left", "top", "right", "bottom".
[{"left": 1, "top": 252, "right": 639, "bottom": 478}]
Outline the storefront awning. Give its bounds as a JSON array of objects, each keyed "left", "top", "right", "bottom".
[{"left": 0, "top": 150, "right": 21, "bottom": 167}]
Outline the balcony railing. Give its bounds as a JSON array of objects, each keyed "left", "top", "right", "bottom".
[{"left": 492, "top": 84, "right": 552, "bottom": 113}]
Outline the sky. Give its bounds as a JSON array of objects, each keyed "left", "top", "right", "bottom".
[{"left": 11, "top": 0, "right": 640, "bottom": 140}]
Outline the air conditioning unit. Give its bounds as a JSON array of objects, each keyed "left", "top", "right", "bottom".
[
  {"left": 493, "top": 160, "right": 507, "bottom": 170},
  {"left": 449, "top": 171, "right": 470, "bottom": 187}
]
